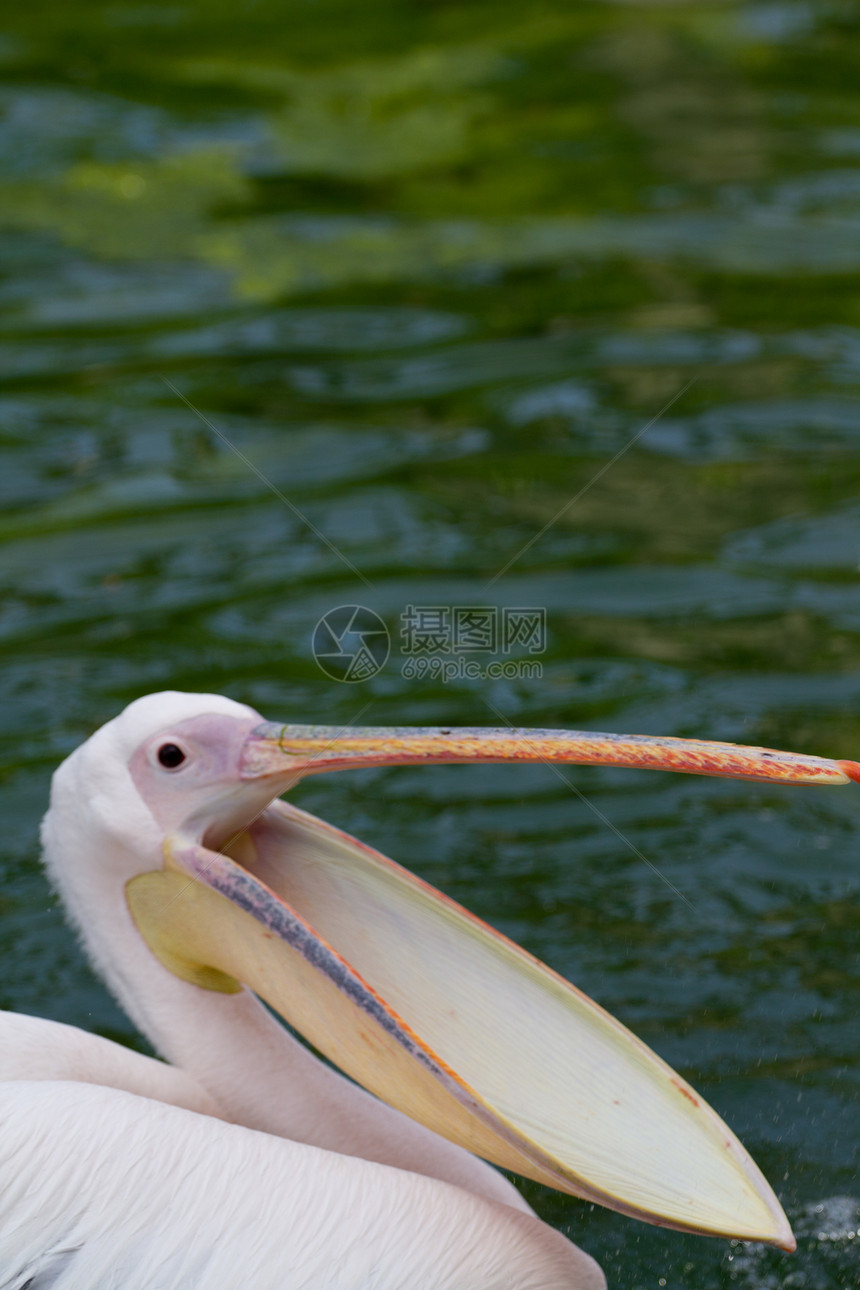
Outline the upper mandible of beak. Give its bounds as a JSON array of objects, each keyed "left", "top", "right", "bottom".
[{"left": 239, "top": 720, "right": 860, "bottom": 787}]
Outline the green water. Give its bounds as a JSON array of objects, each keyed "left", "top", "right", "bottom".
[{"left": 1, "top": 0, "right": 859, "bottom": 1284}]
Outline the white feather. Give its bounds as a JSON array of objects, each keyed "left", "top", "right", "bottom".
[{"left": 0, "top": 1081, "right": 604, "bottom": 1290}]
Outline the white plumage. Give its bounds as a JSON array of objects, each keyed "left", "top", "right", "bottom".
[{"left": 0, "top": 1079, "right": 599, "bottom": 1290}]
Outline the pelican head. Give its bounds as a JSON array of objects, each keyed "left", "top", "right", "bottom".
[{"left": 48, "top": 689, "right": 846, "bottom": 1252}]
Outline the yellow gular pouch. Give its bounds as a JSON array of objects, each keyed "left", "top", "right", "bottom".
[
  {"left": 126, "top": 869, "right": 243, "bottom": 996},
  {"left": 121, "top": 816, "right": 793, "bottom": 1248}
]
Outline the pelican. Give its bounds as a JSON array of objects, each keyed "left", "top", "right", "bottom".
[{"left": 2, "top": 690, "right": 853, "bottom": 1287}]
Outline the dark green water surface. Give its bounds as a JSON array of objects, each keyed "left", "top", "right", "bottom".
[{"left": 1, "top": 2, "right": 859, "bottom": 1285}]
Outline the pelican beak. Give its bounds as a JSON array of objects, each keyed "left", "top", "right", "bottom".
[
  {"left": 128, "top": 722, "right": 859, "bottom": 1250},
  {"left": 238, "top": 721, "right": 860, "bottom": 787}
]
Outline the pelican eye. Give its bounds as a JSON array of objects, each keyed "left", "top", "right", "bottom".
[{"left": 157, "top": 743, "right": 186, "bottom": 769}]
